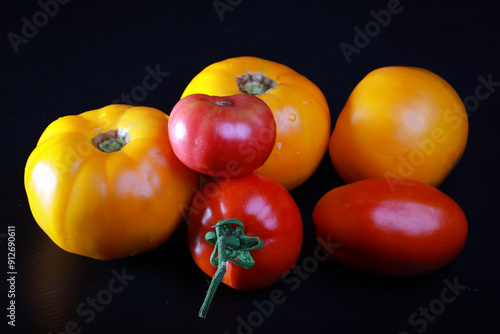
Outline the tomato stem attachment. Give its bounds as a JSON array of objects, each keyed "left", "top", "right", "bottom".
[
  {"left": 237, "top": 73, "right": 277, "bottom": 95},
  {"left": 91, "top": 129, "right": 130, "bottom": 153},
  {"left": 99, "top": 138, "right": 124, "bottom": 152},
  {"left": 215, "top": 100, "right": 232, "bottom": 107},
  {"left": 198, "top": 218, "right": 264, "bottom": 318}
]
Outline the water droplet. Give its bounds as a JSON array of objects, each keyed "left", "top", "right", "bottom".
[
  {"left": 288, "top": 113, "right": 296, "bottom": 121},
  {"left": 276, "top": 142, "right": 282, "bottom": 149}
]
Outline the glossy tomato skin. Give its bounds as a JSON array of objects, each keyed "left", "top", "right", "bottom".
[
  {"left": 312, "top": 178, "right": 468, "bottom": 277},
  {"left": 181, "top": 56, "right": 331, "bottom": 191},
  {"left": 168, "top": 94, "right": 276, "bottom": 177},
  {"left": 188, "top": 173, "right": 303, "bottom": 290},
  {"left": 24, "top": 105, "right": 199, "bottom": 260},
  {"left": 329, "top": 66, "right": 468, "bottom": 187}
]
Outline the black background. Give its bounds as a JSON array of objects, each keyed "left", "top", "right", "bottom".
[{"left": 1, "top": 0, "right": 499, "bottom": 333}]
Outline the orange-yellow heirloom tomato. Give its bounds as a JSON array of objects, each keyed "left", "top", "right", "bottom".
[
  {"left": 181, "top": 56, "right": 331, "bottom": 191},
  {"left": 329, "top": 66, "right": 468, "bottom": 187},
  {"left": 24, "top": 105, "right": 199, "bottom": 260}
]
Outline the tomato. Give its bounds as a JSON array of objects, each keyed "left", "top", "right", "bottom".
[
  {"left": 188, "top": 173, "right": 303, "bottom": 317},
  {"left": 312, "top": 178, "right": 468, "bottom": 277},
  {"left": 168, "top": 94, "right": 276, "bottom": 177},
  {"left": 24, "top": 105, "right": 199, "bottom": 260},
  {"left": 329, "top": 66, "right": 468, "bottom": 187},
  {"left": 181, "top": 56, "right": 331, "bottom": 190}
]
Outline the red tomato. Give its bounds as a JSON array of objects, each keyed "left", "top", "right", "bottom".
[
  {"left": 189, "top": 173, "right": 303, "bottom": 289},
  {"left": 168, "top": 94, "right": 276, "bottom": 177},
  {"left": 312, "top": 178, "right": 468, "bottom": 277},
  {"left": 189, "top": 173, "right": 303, "bottom": 317}
]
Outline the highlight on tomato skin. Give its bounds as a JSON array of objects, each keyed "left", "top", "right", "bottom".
[{"left": 312, "top": 178, "right": 468, "bottom": 277}]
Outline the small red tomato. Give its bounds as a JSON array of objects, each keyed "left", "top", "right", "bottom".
[
  {"left": 168, "top": 94, "right": 276, "bottom": 177},
  {"left": 312, "top": 178, "right": 468, "bottom": 277},
  {"left": 188, "top": 173, "right": 303, "bottom": 317}
]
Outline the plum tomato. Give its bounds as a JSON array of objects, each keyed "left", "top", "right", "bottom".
[{"left": 312, "top": 178, "right": 468, "bottom": 277}]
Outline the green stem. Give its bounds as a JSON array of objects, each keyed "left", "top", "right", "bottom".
[
  {"left": 244, "top": 82, "right": 268, "bottom": 95},
  {"left": 198, "top": 219, "right": 264, "bottom": 318},
  {"left": 92, "top": 129, "right": 130, "bottom": 153},
  {"left": 198, "top": 245, "right": 227, "bottom": 318},
  {"left": 99, "top": 138, "right": 125, "bottom": 152},
  {"left": 236, "top": 73, "right": 277, "bottom": 95}
]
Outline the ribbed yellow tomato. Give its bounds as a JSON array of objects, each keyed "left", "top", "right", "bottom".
[
  {"left": 181, "top": 56, "right": 331, "bottom": 191},
  {"left": 329, "top": 66, "right": 468, "bottom": 187},
  {"left": 24, "top": 105, "right": 199, "bottom": 260}
]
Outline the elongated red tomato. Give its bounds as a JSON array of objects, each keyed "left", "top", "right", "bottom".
[{"left": 312, "top": 178, "right": 468, "bottom": 277}]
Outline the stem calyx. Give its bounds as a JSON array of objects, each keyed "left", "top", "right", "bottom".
[
  {"left": 198, "top": 219, "right": 264, "bottom": 318},
  {"left": 91, "top": 129, "right": 130, "bottom": 153},
  {"left": 237, "top": 73, "right": 277, "bottom": 95}
]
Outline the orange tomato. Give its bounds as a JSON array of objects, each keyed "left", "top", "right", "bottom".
[
  {"left": 24, "top": 105, "right": 199, "bottom": 260},
  {"left": 181, "top": 56, "right": 331, "bottom": 191},
  {"left": 329, "top": 66, "right": 468, "bottom": 187}
]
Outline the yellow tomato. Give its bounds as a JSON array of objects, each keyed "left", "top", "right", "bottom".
[
  {"left": 329, "top": 66, "right": 468, "bottom": 187},
  {"left": 24, "top": 105, "right": 199, "bottom": 260},
  {"left": 181, "top": 56, "right": 331, "bottom": 191}
]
